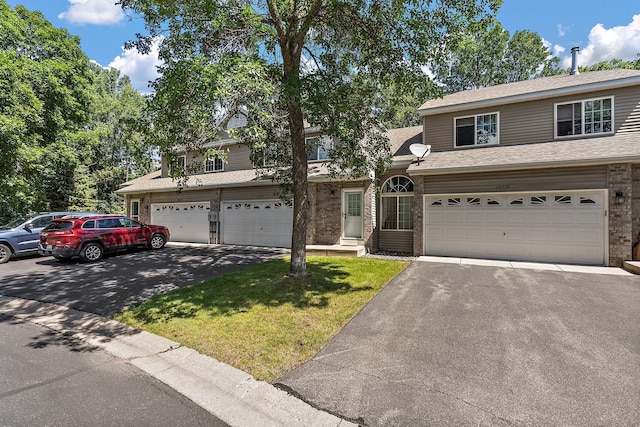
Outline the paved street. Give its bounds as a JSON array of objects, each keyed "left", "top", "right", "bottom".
[
  {"left": 0, "top": 245, "right": 292, "bottom": 427},
  {"left": 0, "top": 314, "right": 227, "bottom": 427},
  {"left": 278, "top": 260, "right": 640, "bottom": 426}
]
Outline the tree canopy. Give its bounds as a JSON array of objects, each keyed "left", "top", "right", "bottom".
[
  {"left": 430, "top": 21, "right": 556, "bottom": 93},
  {"left": 120, "top": 0, "right": 503, "bottom": 276},
  {"left": 0, "top": 1, "right": 151, "bottom": 223}
]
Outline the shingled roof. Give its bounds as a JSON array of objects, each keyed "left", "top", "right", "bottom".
[
  {"left": 408, "top": 133, "right": 640, "bottom": 175},
  {"left": 418, "top": 70, "right": 640, "bottom": 116}
]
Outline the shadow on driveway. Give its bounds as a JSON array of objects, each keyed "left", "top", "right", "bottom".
[{"left": 0, "top": 245, "right": 288, "bottom": 316}]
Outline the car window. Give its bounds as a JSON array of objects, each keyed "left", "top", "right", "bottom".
[
  {"left": 82, "top": 220, "right": 96, "bottom": 229},
  {"left": 30, "top": 216, "right": 53, "bottom": 228},
  {"left": 43, "top": 221, "right": 73, "bottom": 232},
  {"left": 120, "top": 218, "right": 142, "bottom": 228},
  {"left": 97, "top": 218, "right": 123, "bottom": 229}
]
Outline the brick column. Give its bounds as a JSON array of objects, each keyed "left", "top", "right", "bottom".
[
  {"left": 413, "top": 175, "right": 424, "bottom": 256},
  {"left": 608, "top": 164, "right": 633, "bottom": 266},
  {"left": 306, "top": 184, "right": 316, "bottom": 245},
  {"left": 632, "top": 165, "right": 640, "bottom": 258}
]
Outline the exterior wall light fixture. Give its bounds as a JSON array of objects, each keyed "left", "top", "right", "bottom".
[{"left": 615, "top": 191, "right": 625, "bottom": 205}]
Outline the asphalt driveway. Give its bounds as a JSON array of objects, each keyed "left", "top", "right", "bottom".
[
  {"left": 277, "top": 261, "right": 640, "bottom": 426},
  {"left": 0, "top": 244, "right": 288, "bottom": 316}
]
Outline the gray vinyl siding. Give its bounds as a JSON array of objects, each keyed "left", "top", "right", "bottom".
[
  {"left": 415, "top": 166, "right": 607, "bottom": 194},
  {"left": 378, "top": 230, "right": 413, "bottom": 253},
  {"left": 616, "top": 87, "right": 640, "bottom": 133},
  {"left": 221, "top": 185, "right": 282, "bottom": 201},
  {"left": 423, "top": 86, "right": 640, "bottom": 151},
  {"left": 421, "top": 166, "right": 607, "bottom": 194},
  {"left": 160, "top": 143, "right": 253, "bottom": 177},
  {"left": 149, "top": 189, "right": 213, "bottom": 204}
]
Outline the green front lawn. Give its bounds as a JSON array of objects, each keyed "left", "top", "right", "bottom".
[{"left": 115, "top": 256, "right": 408, "bottom": 382}]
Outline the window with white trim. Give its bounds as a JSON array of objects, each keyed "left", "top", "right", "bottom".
[
  {"left": 306, "top": 136, "right": 332, "bottom": 161},
  {"left": 130, "top": 200, "right": 140, "bottom": 220},
  {"left": 455, "top": 112, "right": 499, "bottom": 147},
  {"left": 204, "top": 157, "right": 224, "bottom": 172},
  {"left": 381, "top": 176, "right": 413, "bottom": 230},
  {"left": 555, "top": 96, "right": 613, "bottom": 137}
]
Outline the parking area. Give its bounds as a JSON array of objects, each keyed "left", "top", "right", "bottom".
[
  {"left": 0, "top": 244, "right": 288, "bottom": 316},
  {"left": 278, "top": 261, "right": 640, "bottom": 426}
]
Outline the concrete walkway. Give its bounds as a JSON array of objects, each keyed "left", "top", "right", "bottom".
[
  {"left": 417, "top": 255, "right": 635, "bottom": 276},
  {"left": 0, "top": 295, "right": 355, "bottom": 427}
]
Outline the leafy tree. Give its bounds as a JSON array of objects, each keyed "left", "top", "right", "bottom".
[
  {"left": 0, "top": 2, "right": 93, "bottom": 221},
  {"left": 120, "top": 0, "right": 501, "bottom": 277},
  {"left": 431, "top": 21, "right": 554, "bottom": 92},
  {"left": 85, "top": 66, "right": 153, "bottom": 213},
  {"left": 0, "top": 2, "right": 151, "bottom": 223}
]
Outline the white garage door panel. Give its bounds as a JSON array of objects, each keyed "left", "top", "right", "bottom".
[
  {"left": 222, "top": 201, "right": 293, "bottom": 248},
  {"left": 151, "top": 203, "right": 210, "bottom": 243},
  {"left": 425, "top": 191, "right": 606, "bottom": 265}
]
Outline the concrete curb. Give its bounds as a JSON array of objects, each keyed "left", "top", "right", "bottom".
[{"left": 0, "top": 295, "right": 355, "bottom": 427}]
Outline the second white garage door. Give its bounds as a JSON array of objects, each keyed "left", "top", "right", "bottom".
[
  {"left": 425, "top": 191, "right": 606, "bottom": 265},
  {"left": 221, "top": 200, "right": 293, "bottom": 248},
  {"left": 151, "top": 202, "right": 210, "bottom": 243}
]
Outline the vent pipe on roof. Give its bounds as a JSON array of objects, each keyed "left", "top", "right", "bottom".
[{"left": 570, "top": 46, "right": 580, "bottom": 75}]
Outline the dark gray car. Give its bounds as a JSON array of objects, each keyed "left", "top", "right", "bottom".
[{"left": 0, "top": 212, "right": 97, "bottom": 263}]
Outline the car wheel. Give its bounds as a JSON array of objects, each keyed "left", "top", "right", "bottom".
[
  {"left": 79, "top": 242, "right": 104, "bottom": 262},
  {"left": 0, "top": 243, "right": 11, "bottom": 264},
  {"left": 149, "top": 233, "right": 166, "bottom": 250}
]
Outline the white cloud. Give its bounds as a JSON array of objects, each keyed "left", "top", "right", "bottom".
[
  {"left": 557, "top": 24, "right": 566, "bottom": 37},
  {"left": 58, "top": 0, "right": 125, "bottom": 25},
  {"left": 560, "top": 14, "right": 640, "bottom": 68},
  {"left": 553, "top": 44, "right": 565, "bottom": 56},
  {"left": 109, "top": 39, "right": 163, "bottom": 93}
]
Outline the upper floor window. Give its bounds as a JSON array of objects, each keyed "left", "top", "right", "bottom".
[
  {"left": 381, "top": 176, "right": 414, "bottom": 230},
  {"left": 306, "top": 136, "right": 332, "bottom": 161},
  {"left": 455, "top": 112, "right": 499, "bottom": 147},
  {"left": 170, "top": 155, "right": 186, "bottom": 174},
  {"left": 555, "top": 96, "right": 613, "bottom": 137},
  {"left": 205, "top": 157, "right": 224, "bottom": 173}
]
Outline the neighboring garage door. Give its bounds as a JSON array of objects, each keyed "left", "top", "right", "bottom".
[
  {"left": 150, "top": 202, "right": 210, "bottom": 243},
  {"left": 424, "top": 191, "right": 606, "bottom": 265},
  {"left": 221, "top": 200, "right": 293, "bottom": 248}
]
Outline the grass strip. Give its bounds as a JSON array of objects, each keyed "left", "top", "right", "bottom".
[{"left": 115, "top": 256, "right": 408, "bottom": 382}]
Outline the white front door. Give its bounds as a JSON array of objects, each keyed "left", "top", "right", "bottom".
[
  {"left": 342, "top": 190, "right": 363, "bottom": 240},
  {"left": 424, "top": 191, "right": 606, "bottom": 265}
]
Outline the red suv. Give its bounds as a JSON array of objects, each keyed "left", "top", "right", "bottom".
[{"left": 39, "top": 215, "right": 170, "bottom": 262}]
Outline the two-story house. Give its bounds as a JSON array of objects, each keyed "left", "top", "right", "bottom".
[
  {"left": 409, "top": 69, "right": 640, "bottom": 266},
  {"left": 117, "top": 69, "right": 640, "bottom": 266}
]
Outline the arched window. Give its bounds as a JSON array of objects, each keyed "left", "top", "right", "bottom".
[{"left": 381, "top": 176, "right": 414, "bottom": 230}]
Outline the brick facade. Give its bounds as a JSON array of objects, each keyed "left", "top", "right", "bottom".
[
  {"left": 632, "top": 165, "right": 640, "bottom": 260},
  {"left": 309, "top": 182, "right": 343, "bottom": 245},
  {"left": 607, "top": 163, "right": 633, "bottom": 266}
]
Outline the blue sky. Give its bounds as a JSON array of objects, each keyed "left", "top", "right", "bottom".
[{"left": 6, "top": 0, "right": 640, "bottom": 92}]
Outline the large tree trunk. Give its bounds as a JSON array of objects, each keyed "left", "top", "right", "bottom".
[
  {"left": 282, "top": 36, "right": 308, "bottom": 277},
  {"left": 289, "top": 105, "right": 308, "bottom": 277}
]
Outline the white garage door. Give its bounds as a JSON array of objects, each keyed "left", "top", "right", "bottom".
[
  {"left": 151, "top": 202, "right": 210, "bottom": 243},
  {"left": 425, "top": 191, "right": 606, "bottom": 265},
  {"left": 221, "top": 200, "right": 293, "bottom": 248}
]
